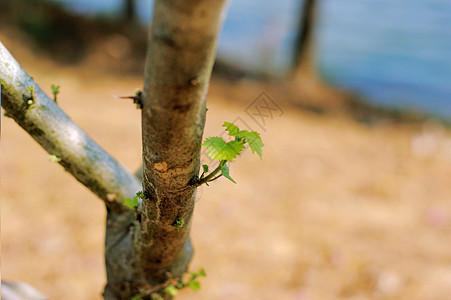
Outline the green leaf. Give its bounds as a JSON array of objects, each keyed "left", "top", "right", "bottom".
[
  {"left": 223, "top": 122, "right": 240, "bottom": 137},
  {"left": 191, "top": 267, "right": 207, "bottom": 281},
  {"left": 202, "top": 137, "right": 245, "bottom": 161},
  {"left": 51, "top": 84, "right": 60, "bottom": 93},
  {"left": 51, "top": 84, "right": 60, "bottom": 101},
  {"left": 197, "top": 268, "right": 206, "bottom": 277},
  {"left": 187, "top": 281, "right": 201, "bottom": 291},
  {"left": 164, "top": 285, "right": 178, "bottom": 296},
  {"left": 174, "top": 218, "right": 186, "bottom": 231},
  {"left": 135, "top": 191, "right": 144, "bottom": 199},
  {"left": 26, "top": 86, "right": 34, "bottom": 95},
  {"left": 202, "top": 164, "right": 209, "bottom": 173},
  {"left": 221, "top": 164, "right": 236, "bottom": 184},
  {"left": 237, "top": 130, "right": 264, "bottom": 159},
  {"left": 124, "top": 196, "right": 139, "bottom": 209},
  {"left": 190, "top": 268, "right": 206, "bottom": 280}
]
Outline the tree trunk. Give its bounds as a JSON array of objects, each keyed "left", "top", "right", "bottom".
[
  {"left": 104, "top": 0, "right": 230, "bottom": 298},
  {"left": 292, "top": 0, "right": 318, "bottom": 81},
  {"left": 139, "top": 0, "right": 228, "bottom": 286}
]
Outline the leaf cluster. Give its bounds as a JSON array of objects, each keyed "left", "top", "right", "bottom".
[
  {"left": 164, "top": 268, "right": 207, "bottom": 297},
  {"left": 197, "top": 121, "right": 263, "bottom": 186},
  {"left": 174, "top": 218, "right": 186, "bottom": 231},
  {"left": 124, "top": 191, "right": 145, "bottom": 210}
]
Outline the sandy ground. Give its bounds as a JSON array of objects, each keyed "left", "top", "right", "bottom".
[{"left": 2, "top": 35, "right": 451, "bottom": 300}]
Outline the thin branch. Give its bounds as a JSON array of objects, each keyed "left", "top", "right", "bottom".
[
  {"left": 195, "top": 160, "right": 226, "bottom": 186},
  {"left": 1, "top": 280, "right": 48, "bottom": 300},
  {"left": 208, "top": 174, "right": 223, "bottom": 182},
  {"left": 0, "top": 42, "right": 141, "bottom": 213}
]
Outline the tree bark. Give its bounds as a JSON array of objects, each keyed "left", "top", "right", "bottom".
[
  {"left": 139, "top": 0, "right": 228, "bottom": 287},
  {"left": 292, "top": 0, "right": 318, "bottom": 81}
]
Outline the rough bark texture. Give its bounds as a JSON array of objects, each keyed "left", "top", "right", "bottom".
[
  {"left": 292, "top": 0, "right": 318, "bottom": 80},
  {"left": 104, "top": 210, "right": 145, "bottom": 299},
  {"left": 0, "top": 42, "right": 141, "bottom": 213},
  {"left": 139, "top": 0, "right": 228, "bottom": 286}
]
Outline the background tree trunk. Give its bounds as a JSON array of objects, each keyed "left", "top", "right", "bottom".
[
  {"left": 292, "top": 0, "right": 318, "bottom": 82},
  {"left": 122, "top": 0, "right": 136, "bottom": 24},
  {"left": 289, "top": 0, "right": 348, "bottom": 110}
]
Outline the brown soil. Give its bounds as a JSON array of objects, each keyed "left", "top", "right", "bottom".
[{"left": 2, "top": 27, "right": 451, "bottom": 300}]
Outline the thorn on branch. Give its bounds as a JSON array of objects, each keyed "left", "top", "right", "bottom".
[{"left": 116, "top": 89, "right": 143, "bottom": 109}]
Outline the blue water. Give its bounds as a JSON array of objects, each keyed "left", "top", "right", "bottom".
[{"left": 52, "top": 0, "right": 451, "bottom": 118}]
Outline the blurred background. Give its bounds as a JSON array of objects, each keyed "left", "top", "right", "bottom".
[{"left": 1, "top": 0, "right": 451, "bottom": 299}]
